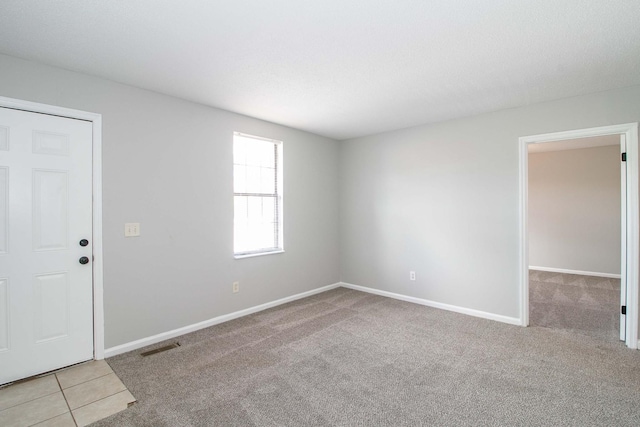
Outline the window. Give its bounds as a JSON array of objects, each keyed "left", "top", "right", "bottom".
[{"left": 233, "top": 132, "right": 283, "bottom": 257}]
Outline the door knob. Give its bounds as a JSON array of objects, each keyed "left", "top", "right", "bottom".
[
  {"left": 79, "top": 256, "right": 90, "bottom": 265},
  {"left": 79, "top": 239, "right": 89, "bottom": 247}
]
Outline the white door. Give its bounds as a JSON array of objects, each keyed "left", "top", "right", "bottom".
[{"left": 0, "top": 107, "right": 93, "bottom": 385}]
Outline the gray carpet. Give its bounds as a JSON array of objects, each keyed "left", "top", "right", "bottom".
[
  {"left": 95, "top": 287, "right": 640, "bottom": 426},
  {"left": 529, "top": 270, "right": 621, "bottom": 342}
]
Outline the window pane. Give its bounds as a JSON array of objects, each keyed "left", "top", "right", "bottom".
[
  {"left": 234, "top": 196, "right": 277, "bottom": 253},
  {"left": 234, "top": 196, "right": 248, "bottom": 222},
  {"left": 248, "top": 221, "right": 273, "bottom": 250},
  {"left": 257, "top": 142, "right": 275, "bottom": 167},
  {"left": 233, "top": 133, "right": 282, "bottom": 255},
  {"left": 260, "top": 166, "right": 276, "bottom": 193},
  {"left": 244, "top": 140, "right": 271, "bottom": 166},
  {"left": 262, "top": 197, "right": 275, "bottom": 223},
  {"left": 256, "top": 222, "right": 274, "bottom": 249},
  {"left": 247, "top": 196, "right": 262, "bottom": 221},
  {"left": 245, "top": 165, "right": 262, "bottom": 193},
  {"left": 233, "top": 165, "right": 246, "bottom": 193}
]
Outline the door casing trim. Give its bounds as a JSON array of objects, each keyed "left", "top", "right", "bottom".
[
  {"left": 0, "top": 95, "right": 104, "bottom": 359},
  {"left": 519, "top": 123, "right": 639, "bottom": 349}
]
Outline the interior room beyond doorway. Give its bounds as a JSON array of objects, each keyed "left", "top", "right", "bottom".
[{"left": 527, "top": 136, "right": 622, "bottom": 342}]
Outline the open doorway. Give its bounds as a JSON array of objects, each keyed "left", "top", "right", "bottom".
[
  {"left": 519, "top": 123, "right": 639, "bottom": 349},
  {"left": 527, "top": 136, "right": 621, "bottom": 342}
]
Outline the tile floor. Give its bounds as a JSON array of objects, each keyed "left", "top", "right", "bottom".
[{"left": 0, "top": 360, "right": 136, "bottom": 427}]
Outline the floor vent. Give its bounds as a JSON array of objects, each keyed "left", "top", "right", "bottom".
[{"left": 140, "top": 342, "right": 180, "bottom": 357}]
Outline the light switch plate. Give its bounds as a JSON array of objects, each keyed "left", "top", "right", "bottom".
[{"left": 125, "top": 223, "right": 140, "bottom": 237}]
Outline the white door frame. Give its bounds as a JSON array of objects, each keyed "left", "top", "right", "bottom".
[
  {"left": 0, "top": 95, "right": 104, "bottom": 360},
  {"left": 519, "top": 123, "right": 639, "bottom": 349}
]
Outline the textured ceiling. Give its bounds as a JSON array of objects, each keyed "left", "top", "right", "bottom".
[{"left": 0, "top": 1, "right": 639, "bottom": 140}]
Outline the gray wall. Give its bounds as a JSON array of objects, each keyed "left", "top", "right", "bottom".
[
  {"left": 340, "top": 85, "right": 640, "bottom": 319},
  {"left": 529, "top": 146, "right": 621, "bottom": 275},
  {"left": 2, "top": 51, "right": 639, "bottom": 346},
  {"left": 0, "top": 54, "right": 341, "bottom": 348}
]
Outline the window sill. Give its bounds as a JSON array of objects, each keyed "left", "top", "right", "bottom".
[{"left": 234, "top": 249, "right": 285, "bottom": 259}]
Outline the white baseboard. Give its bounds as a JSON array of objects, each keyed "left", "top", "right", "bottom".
[
  {"left": 105, "top": 280, "right": 528, "bottom": 358},
  {"left": 104, "top": 282, "right": 342, "bottom": 358},
  {"left": 529, "top": 266, "right": 621, "bottom": 279},
  {"left": 339, "top": 282, "right": 522, "bottom": 326}
]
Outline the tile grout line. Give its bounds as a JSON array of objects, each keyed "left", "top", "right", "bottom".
[
  {"left": 0, "top": 363, "right": 118, "bottom": 425},
  {"left": 54, "top": 374, "right": 79, "bottom": 427},
  {"left": 0, "top": 375, "right": 60, "bottom": 412},
  {"left": 61, "top": 370, "right": 114, "bottom": 392},
  {"left": 70, "top": 388, "right": 131, "bottom": 412},
  {"left": 0, "top": 393, "right": 60, "bottom": 412}
]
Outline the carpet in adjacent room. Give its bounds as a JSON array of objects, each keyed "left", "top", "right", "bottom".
[{"left": 529, "top": 270, "right": 621, "bottom": 342}]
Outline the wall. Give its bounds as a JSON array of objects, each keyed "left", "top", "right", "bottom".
[
  {"left": 340, "top": 85, "right": 640, "bottom": 320},
  {"left": 0, "top": 54, "right": 341, "bottom": 348},
  {"left": 2, "top": 51, "right": 639, "bottom": 347},
  {"left": 529, "top": 145, "right": 621, "bottom": 275}
]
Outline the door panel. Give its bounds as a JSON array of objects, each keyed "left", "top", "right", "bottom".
[
  {"left": 34, "top": 272, "right": 69, "bottom": 343},
  {"left": 0, "top": 126, "right": 8, "bottom": 150},
  {"left": 0, "top": 167, "right": 7, "bottom": 254},
  {"left": 0, "top": 107, "right": 93, "bottom": 385},
  {"left": 0, "top": 278, "right": 7, "bottom": 351},
  {"left": 33, "top": 170, "right": 69, "bottom": 251}
]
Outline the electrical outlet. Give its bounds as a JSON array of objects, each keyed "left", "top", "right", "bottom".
[
  {"left": 232, "top": 281, "right": 240, "bottom": 293},
  {"left": 409, "top": 271, "right": 416, "bottom": 281},
  {"left": 124, "top": 223, "right": 140, "bottom": 237}
]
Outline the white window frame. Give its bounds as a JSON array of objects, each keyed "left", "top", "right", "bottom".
[{"left": 233, "top": 132, "right": 284, "bottom": 258}]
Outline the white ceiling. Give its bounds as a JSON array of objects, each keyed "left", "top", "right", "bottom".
[
  {"left": 1, "top": 1, "right": 639, "bottom": 140},
  {"left": 528, "top": 135, "right": 620, "bottom": 153}
]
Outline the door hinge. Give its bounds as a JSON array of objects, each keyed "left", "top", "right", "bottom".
[
  {"left": 622, "top": 152, "right": 627, "bottom": 162},
  {"left": 621, "top": 305, "right": 627, "bottom": 315}
]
